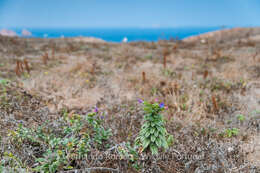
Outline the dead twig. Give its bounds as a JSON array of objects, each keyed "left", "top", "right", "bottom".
[
  {"left": 23, "top": 59, "right": 30, "bottom": 74},
  {"left": 15, "top": 60, "right": 24, "bottom": 77},
  {"left": 142, "top": 71, "right": 146, "bottom": 83},
  {"left": 163, "top": 48, "right": 170, "bottom": 69},
  {"left": 211, "top": 95, "right": 218, "bottom": 112},
  {"left": 91, "top": 61, "right": 96, "bottom": 75},
  {"left": 203, "top": 70, "right": 208, "bottom": 79},
  {"left": 42, "top": 52, "right": 49, "bottom": 65}
]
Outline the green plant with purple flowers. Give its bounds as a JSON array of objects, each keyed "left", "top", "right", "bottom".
[
  {"left": 86, "top": 111, "right": 112, "bottom": 146},
  {"left": 135, "top": 100, "right": 173, "bottom": 155},
  {"left": 2, "top": 109, "right": 111, "bottom": 173}
]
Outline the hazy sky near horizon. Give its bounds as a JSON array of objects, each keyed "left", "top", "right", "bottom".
[{"left": 0, "top": 0, "right": 260, "bottom": 28}]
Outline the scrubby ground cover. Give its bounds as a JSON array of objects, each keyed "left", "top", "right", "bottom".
[{"left": 0, "top": 29, "right": 260, "bottom": 172}]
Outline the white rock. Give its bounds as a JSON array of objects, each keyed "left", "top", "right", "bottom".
[
  {"left": 227, "top": 147, "right": 234, "bottom": 152},
  {"left": 200, "top": 39, "right": 206, "bottom": 44},
  {"left": 122, "top": 37, "right": 128, "bottom": 43},
  {"left": 0, "top": 29, "right": 17, "bottom": 37},
  {"left": 21, "top": 29, "right": 32, "bottom": 36}
]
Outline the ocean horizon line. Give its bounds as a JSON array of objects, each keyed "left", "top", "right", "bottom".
[{"left": 0, "top": 26, "right": 245, "bottom": 42}]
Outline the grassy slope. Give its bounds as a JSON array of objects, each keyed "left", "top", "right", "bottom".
[{"left": 0, "top": 28, "right": 260, "bottom": 172}]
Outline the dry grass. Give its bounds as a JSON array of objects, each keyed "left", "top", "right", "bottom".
[{"left": 0, "top": 28, "right": 260, "bottom": 172}]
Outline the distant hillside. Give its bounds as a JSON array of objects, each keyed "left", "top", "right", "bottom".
[{"left": 183, "top": 27, "right": 260, "bottom": 43}]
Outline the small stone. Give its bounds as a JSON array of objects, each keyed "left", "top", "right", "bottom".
[{"left": 228, "top": 147, "right": 234, "bottom": 152}]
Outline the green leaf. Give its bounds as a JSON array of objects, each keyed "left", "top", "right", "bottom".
[
  {"left": 142, "top": 139, "right": 150, "bottom": 149},
  {"left": 161, "top": 138, "right": 168, "bottom": 149},
  {"left": 150, "top": 128, "right": 155, "bottom": 134},
  {"left": 155, "top": 138, "right": 162, "bottom": 147},
  {"left": 66, "top": 166, "right": 74, "bottom": 169},
  {"left": 151, "top": 135, "right": 156, "bottom": 142},
  {"left": 36, "top": 158, "right": 45, "bottom": 163},
  {"left": 142, "top": 123, "right": 150, "bottom": 129},
  {"left": 154, "top": 130, "right": 159, "bottom": 137},
  {"left": 140, "top": 129, "right": 147, "bottom": 135},
  {"left": 140, "top": 135, "right": 146, "bottom": 143},
  {"left": 161, "top": 127, "right": 167, "bottom": 134},
  {"left": 167, "top": 135, "right": 174, "bottom": 146},
  {"left": 150, "top": 145, "right": 158, "bottom": 155},
  {"left": 156, "top": 121, "right": 163, "bottom": 126},
  {"left": 145, "top": 131, "right": 150, "bottom": 138},
  {"left": 237, "top": 114, "right": 245, "bottom": 121},
  {"left": 157, "top": 126, "right": 164, "bottom": 133},
  {"left": 0, "top": 79, "right": 8, "bottom": 86},
  {"left": 232, "top": 128, "right": 239, "bottom": 135}
]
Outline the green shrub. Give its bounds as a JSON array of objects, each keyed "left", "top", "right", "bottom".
[
  {"left": 135, "top": 100, "right": 173, "bottom": 155},
  {"left": 225, "top": 128, "right": 239, "bottom": 138},
  {"left": 0, "top": 79, "right": 8, "bottom": 86},
  {"left": 5, "top": 111, "right": 111, "bottom": 173},
  {"left": 237, "top": 114, "right": 245, "bottom": 121}
]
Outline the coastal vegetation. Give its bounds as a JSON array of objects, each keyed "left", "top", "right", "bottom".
[{"left": 0, "top": 28, "right": 260, "bottom": 172}]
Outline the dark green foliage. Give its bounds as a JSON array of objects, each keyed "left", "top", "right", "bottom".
[{"left": 135, "top": 101, "right": 173, "bottom": 155}]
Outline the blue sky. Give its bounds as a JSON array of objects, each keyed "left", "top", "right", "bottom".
[{"left": 0, "top": 0, "right": 260, "bottom": 28}]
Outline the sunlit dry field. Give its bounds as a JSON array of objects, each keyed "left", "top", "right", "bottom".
[{"left": 0, "top": 28, "right": 260, "bottom": 172}]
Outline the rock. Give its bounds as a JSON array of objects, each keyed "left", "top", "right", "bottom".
[
  {"left": 200, "top": 39, "right": 206, "bottom": 44},
  {"left": 0, "top": 29, "right": 17, "bottom": 37},
  {"left": 122, "top": 37, "right": 128, "bottom": 43},
  {"left": 227, "top": 147, "right": 234, "bottom": 152},
  {"left": 21, "top": 29, "right": 32, "bottom": 37}
]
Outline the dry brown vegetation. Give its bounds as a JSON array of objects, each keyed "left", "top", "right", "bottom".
[{"left": 0, "top": 28, "right": 260, "bottom": 172}]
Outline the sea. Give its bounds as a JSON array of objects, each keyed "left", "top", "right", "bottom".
[{"left": 11, "top": 27, "right": 224, "bottom": 42}]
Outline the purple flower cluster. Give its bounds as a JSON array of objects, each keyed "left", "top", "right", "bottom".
[
  {"left": 93, "top": 106, "right": 104, "bottom": 119},
  {"left": 138, "top": 99, "right": 144, "bottom": 104},
  {"left": 138, "top": 98, "right": 167, "bottom": 109},
  {"left": 94, "top": 106, "right": 98, "bottom": 113},
  {"left": 159, "top": 102, "right": 164, "bottom": 108}
]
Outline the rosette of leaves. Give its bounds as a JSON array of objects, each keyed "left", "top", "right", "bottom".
[{"left": 136, "top": 101, "right": 173, "bottom": 155}]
